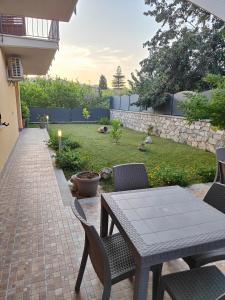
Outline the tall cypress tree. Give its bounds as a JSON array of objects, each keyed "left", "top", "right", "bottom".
[{"left": 112, "top": 66, "right": 126, "bottom": 91}]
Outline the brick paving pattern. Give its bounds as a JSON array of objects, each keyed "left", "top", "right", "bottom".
[{"left": 0, "top": 129, "right": 224, "bottom": 300}]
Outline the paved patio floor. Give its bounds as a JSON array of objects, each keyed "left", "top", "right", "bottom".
[{"left": 0, "top": 129, "right": 224, "bottom": 300}]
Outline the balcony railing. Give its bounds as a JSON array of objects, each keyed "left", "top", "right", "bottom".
[{"left": 0, "top": 15, "right": 59, "bottom": 41}]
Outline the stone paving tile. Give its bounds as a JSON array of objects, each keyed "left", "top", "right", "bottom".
[{"left": 0, "top": 128, "right": 224, "bottom": 300}]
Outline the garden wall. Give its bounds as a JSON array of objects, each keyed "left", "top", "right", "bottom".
[{"left": 110, "top": 109, "right": 225, "bottom": 153}]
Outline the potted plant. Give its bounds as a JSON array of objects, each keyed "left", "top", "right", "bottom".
[
  {"left": 74, "top": 171, "right": 100, "bottom": 197},
  {"left": 21, "top": 101, "right": 29, "bottom": 128}
]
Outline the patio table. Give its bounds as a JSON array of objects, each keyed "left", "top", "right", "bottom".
[{"left": 100, "top": 186, "right": 225, "bottom": 300}]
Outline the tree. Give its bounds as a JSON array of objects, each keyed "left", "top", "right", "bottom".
[
  {"left": 99, "top": 75, "right": 108, "bottom": 90},
  {"left": 112, "top": 66, "right": 126, "bottom": 92},
  {"left": 130, "top": 0, "right": 225, "bottom": 108},
  {"left": 20, "top": 77, "right": 110, "bottom": 109}
]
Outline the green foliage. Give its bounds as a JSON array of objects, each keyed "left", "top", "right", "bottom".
[
  {"left": 82, "top": 108, "right": 90, "bottom": 120},
  {"left": 99, "top": 75, "right": 108, "bottom": 90},
  {"left": 179, "top": 93, "right": 210, "bottom": 123},
  {"left": 55, "top": 149, "right": 86, "bottom": 172},
  {"left": 197, "top": 166, "right": 216, "bottom": 183},
  {"left": 112, "top": 66, "right": 126, "bottom": 92},
  {"left": 20, "top": 77, "right": 109, "bottom": 109},
  {"left": 48, "top": 133, "right": 80, "bottom": 151},
  {"left": 180, "top": 74, "right": 225, "bottom": 129},
  {"left": 99, "top": 117, "right": 111, "bottom": 125},
  {"left": 21, "top": 101, "right": 29, "bottom": 120},
  {"left": 110, "top": 119, "right": 122, "bottom": 143},
  {"left": 49, "top": 124, "right": 216, "bottom": 191},
  {"left": 149, "top": 167, "right": 189, "bottom": 187},
  {"left": 129, "top": 0, "right": 225, "bottom": 108}
]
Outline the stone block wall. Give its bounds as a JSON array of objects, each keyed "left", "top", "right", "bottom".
[{"left": 110, "top": 110, "right": 225, "bottom": 153}]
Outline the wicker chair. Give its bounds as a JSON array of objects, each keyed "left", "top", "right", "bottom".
[
  {"left": 214, "top": 147, "right": 225, "bottom": 182},
  {"left": 109, "top": 163, "right": 149, "bottom": 235},
  {"left": 219, "top": 161, "right": 225, "bottom": 184},
  {"left": 71, "top": 199, "right": 162, "bottom": 300},
  {"left": 158, "top": 266, "right": 225, "bottom": 300},
  {"left": 183, "top": 182, "right": 225, "bottom": 269}
]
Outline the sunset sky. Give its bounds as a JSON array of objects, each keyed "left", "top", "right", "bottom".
[{"left": 49, "top": 0, "right": 159, "bottom": 86}]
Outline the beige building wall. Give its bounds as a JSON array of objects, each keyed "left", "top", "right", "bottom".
[{"left": 0, "top": 48, "right": 19, "bottom": 172}]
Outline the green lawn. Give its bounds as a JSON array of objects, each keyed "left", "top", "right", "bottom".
[{"left": 49, "top": 124, "right": 216, "bottom": 191}]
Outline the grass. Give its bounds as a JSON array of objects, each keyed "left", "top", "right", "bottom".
[{"left": 49, "top": 124, "right": 216, "bottom": 191}]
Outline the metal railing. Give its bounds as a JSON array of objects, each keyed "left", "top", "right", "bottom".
[{"left": 0, "top": 15, "right": 59, "bottom": 41}]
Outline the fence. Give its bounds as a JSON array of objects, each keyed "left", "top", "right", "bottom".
[
  {"left": 29, "top": 107, "right": 110, "bottom": 123},
  {"left": 110, "top": 94, "right": 186, "bottom": 116}
]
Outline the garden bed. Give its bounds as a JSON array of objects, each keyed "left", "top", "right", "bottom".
[{"left": 49, "top": 124, "right": 216, "bottom": 192}]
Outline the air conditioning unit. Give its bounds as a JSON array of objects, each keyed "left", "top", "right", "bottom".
[{"left": 7, "top": 57, "right": 24, "bottom": 81}]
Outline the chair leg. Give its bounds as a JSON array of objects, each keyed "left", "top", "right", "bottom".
[
  {"left": 75, "top": 241, "right": 88, "bottom": 293},
  {"left": 109, "top": 221, "right": 114, "bottom": 235},
  {"left": 157, "top": 281, "right": 165, "bottom": 300},
  {"left": 102, "top": 283, "right": 111, "bottom": 300},
  {"left": 152, "top": 264, "right": 163, "bottom": 300}
]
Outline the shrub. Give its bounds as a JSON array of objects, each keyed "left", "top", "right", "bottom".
[
  {"left": 209, "top": 89, "right": 225, "bottom": 130},
  {"left": 110, "top": 119, "right": 122, "bottom": 143},
  {"left": 179, "top": 93, "right": 210, "bottom": 124},
  {"left": 197, "top": 166, "right": 216, "bottom": 183},
  {"left": 99, "top": 117, "right": 111, "bottom": 125},
  {"left": 149, "top": 167, "right": 189, "bottom": 187},
  {"left": 48, "top": 134, "right": 80, "bottom": 151},
  {"left": 83, "top": 107, "right": 90, "bottom": 120},
  {"left": 21, "top": 101, "right": 29, "bottom": 120},
  {"left": 55, "top": 149, "right": 86, "bottom": 172}
]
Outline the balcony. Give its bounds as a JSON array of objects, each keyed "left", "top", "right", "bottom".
[
  {"left": 0, "top": 0, "right": 78, "bottom": 22},
  {"left": 0, "top": 15, "right": 59, "bottom": 75},
  {"left": 0, "top": 15, "right": 59, "bottom": 41}
]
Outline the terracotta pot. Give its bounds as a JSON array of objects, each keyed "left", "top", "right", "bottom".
[{"left": 75, "top": 171, "right": 100, "bottom": 197}]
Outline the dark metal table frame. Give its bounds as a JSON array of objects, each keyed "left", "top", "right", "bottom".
[{"left": 100, "top": 186, "right": 225, "bottom": 300}]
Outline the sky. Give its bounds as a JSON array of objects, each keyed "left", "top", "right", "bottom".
[{"left": 49, "top": 0, "right": 159, "bottom": 87}]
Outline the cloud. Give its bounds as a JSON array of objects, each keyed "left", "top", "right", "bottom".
[{"left": 49, "top": 44, "right": 139, "bottom": 85}]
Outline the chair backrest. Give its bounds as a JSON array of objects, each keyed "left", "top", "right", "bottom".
[
  {"left": 71, "top": 199, "right": 111, "bottom": 284},
  {"left": 216, "top": 148, "right": 225, "bottom": 162},
  {"left": 113, "top": 163, "right": 149, "bottom": 192},
  {"left": 219, "top": 161, "right": 225, "bottom": 184},
  {"left": 203, "top": 182, "right": 225, "bottom": 214}
]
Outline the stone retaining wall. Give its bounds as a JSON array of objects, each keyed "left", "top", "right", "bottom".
[{"left": 110, "top": 110, "right": 225, "bottom": 153}]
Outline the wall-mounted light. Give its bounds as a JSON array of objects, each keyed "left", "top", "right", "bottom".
[{"left": 0, "top": 113, "right": 9, "bottom": 128}]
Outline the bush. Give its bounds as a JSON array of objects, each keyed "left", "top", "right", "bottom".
[
  {"left": 209, "top": 89, "right": 225, "bottom": 129},
  {"left": 110, "top": 119, "right": 122, "bottom": 143},
  {"left": 197, "top": 166, "right": 216, "bottom": 183},
  {"left": 99, "top": 117, "right": 111, "bottom": 125},
  {"left": 48, "top": 134, "right": 80, "bottom": 151},
  {"left": 21, "top": 101, "right": 29, "bottom": 120},
  {"left": 82, "top": 107, "right": 90, "bottom": 120},
  {"left": 55, "top": 149, "right": 86, "bottom": 172},
  {"left": 180, "top": 74, "right": 225, "bottom": 129},
  {"left": 179, "top": 93, "right": 210, "bottom": 123},
  {"left": 149, "top": 167, "right": 189, "bottom": 187}
]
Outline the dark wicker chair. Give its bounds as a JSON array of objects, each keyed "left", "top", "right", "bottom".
[
  {"left": 219, "top": 161, "right": 225, "bottom": 184},
  {"left": 109, "top": 163, "right": 149, "bottom": 235},
  {"left": 214, "top": 147, "right": 225, "bottom": 182},
  {"left": 71, "top": 199, "right": 162, "bottom": 300},
  {"left": 183, "top": 182, "right": 225, "bottom": 269},
  {"left": 158, "top": 266, "right": 225, "bottom": 300}
]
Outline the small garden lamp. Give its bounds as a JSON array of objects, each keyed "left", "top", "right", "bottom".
[{"left": 58, "top": 129, "right": 62, "bottom": 151}]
